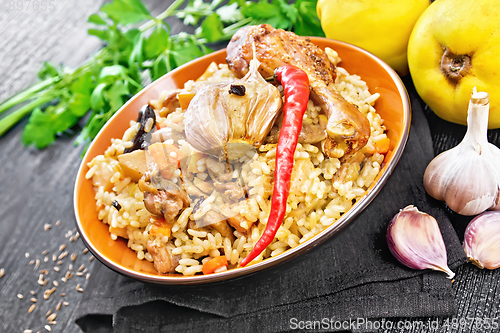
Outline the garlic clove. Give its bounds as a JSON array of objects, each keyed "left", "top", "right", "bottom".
[
  {"left": 387, "top": 205, "right": 455, "bottom": 279},
  {"left": 463, "top": 211, "right": 500, "bottom": 270},
  {"left": 423, "top": 90, "right": 500, "bottom": 216}
]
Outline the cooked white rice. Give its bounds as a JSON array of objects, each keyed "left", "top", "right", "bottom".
[{"left": 86, "top": 48, "right": 387, "bottom": 276}]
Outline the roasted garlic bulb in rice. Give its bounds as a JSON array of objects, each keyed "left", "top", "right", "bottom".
[{"left": 184, "top": 57, "right": 282, "bottom": 160}]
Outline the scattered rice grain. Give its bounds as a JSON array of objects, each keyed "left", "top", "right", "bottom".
[
  {"left": 59, "top": 244, "right": 66, "bottom": 252},
  {"left": 0, "top": 268, "right": 4, "bottom": 278},
  {"left": 56, "top": 301, "right": 62, "bottom": 311},
  {"left": 25, "top": 252, "right": 30, "bottom": 258},
  {"left": 53, "top": 267, "right": 60, "bottom": 272},
  {"left": 44, "top": 224, "right": 51, "bottom": 231},
  {"left": 17, "top": 294, "right": 24, "bottom": 299},
  {"left": 30, "top": 297, "right": 37, "bottom": 303},
  {"left": 64, "top": 271, "right": 73, "bottom": 281},
  {"left": 29, "top": 260, "right": 35, "bottom": 266},
  {"left": 47, "top": 313, "right": 56, "bottom": 322},
  {"left": 71, "top": 254, "right": 77, "bottom": 261},
  {"left": 43, "top": 287, "right": 56, "bottom": 300},
  {"left": 58, "top": 251, "right": 68, "bottom": 260},
  {"left": 82, "top": 248, "right": 89, "bottom": 254},
  {"left": 44, "top": 325, "right": 51, "bottom": 332},
  {"left": 38, "top": 275, "right": 48, "bottom": 286},
  {"left": 28, "top": 304, "right": 36, "bottom": 313}
]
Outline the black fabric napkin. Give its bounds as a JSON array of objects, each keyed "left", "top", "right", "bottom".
[{"left": 75, "top": 78, "right": 467, "bottom": 333}]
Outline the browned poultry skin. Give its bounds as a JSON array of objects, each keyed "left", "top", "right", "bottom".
[{"left": 226, "top": 24, "right": 371, "bottom": 159}]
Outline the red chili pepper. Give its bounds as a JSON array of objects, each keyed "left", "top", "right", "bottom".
[{"left": 240, "top": 65, "right": 310, "bottom": 267}]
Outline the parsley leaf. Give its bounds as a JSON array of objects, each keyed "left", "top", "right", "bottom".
[
  {"left": 101, "top": 0, "right": 152, "bottom": 25},
  {"left": 170, "top": 42, "right": 205, "bottom": 67},
  {"left": 90, "top": 83, "right": 107, "bottom": 111},
  {"left": 68, "top": 93, "right": 92, "bottom": 117},
  {"left": 293, "top": 0, "right": 325, "bottom": 37},
  {"left": 201, "top": 13, "right": 224, "bottom": 43},
  {"left": 22, "top": 108, "right": 56, "bottom": 149},
  {"left": 88, "top": 13, "right": 108, "bottom": 25},
  {"left": 144, "top": 24, "right": 170, "bottom": 59},
  {"left": 216, "top": 3, "right": 243, "bottom": 23},
  {"left": 107, "top": 81, "right": 130, "bottom": 111},
  {"left": 38, "top": 62, "right": 61, "bottom": 80}
]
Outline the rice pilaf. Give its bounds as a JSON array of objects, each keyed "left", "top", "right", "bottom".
[{"left": 85, "top": 48, "right": 387, "bottom": 276}]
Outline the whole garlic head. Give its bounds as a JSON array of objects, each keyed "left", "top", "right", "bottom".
[
  {"left": 423, "top": 90, "right": 500, "bottom": 215},
  {"left": 184, "top": 57, "right": 282, "bottom": 160}
]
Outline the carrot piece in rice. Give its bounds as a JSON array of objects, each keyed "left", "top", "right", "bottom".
[{"left": 202, "top": 256, "right": 228, "bottom": 275}]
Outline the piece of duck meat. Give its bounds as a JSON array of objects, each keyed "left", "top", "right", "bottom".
[
  {"left": 147, "top": 240, "right": 180, "bottom": 274},
  {"left": 143, "top": 178, "right": 190, "bottom": 224},
  {"left": 266, "top": 113, "right": 328, "bottom": 144},
  {"left": 159, "top": 90, "right": 181, "bottom": 117},
  {"left": 202, "top": 210, "right": 234, "bottom": 239},
  {"left": 226, "top": 24, "right": 370, "bottom": 159},
  {"left": 205, "top": 156, "right": 233, "bottom": 182},
  {"left": 214, "top": 182, "right": 246, "bottom": 202}
]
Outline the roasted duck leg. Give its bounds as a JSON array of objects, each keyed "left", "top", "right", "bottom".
[{"left": 226, "top": 24, "right": 371, "bottom": 159}]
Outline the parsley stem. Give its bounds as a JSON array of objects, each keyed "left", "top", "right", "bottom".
[
  {"left": 172, "top": 0, "right": 224, "bottom": 17},
  {"left": 0, "top": 77, "right": 59, "bottom": 115},
  {"left": 222, "top": 17, "right": 254, "bottom": 37},
  {"left": 139, "top": 0, "right": 186, "bottom": 32},
  {"left": 0, "top": 93, "right": 56, "bottom": 137}
]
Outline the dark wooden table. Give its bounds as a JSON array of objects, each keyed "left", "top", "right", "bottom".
[{"left": 0, "top": 1, "right": 498, "bottom": 332}]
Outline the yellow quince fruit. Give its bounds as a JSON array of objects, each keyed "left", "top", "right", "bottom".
[
  {"left": 408, "top": 0, "right": 500, "bottom": 128},
  {"left": 317, "top": 0, "right": 429, "bottom": 75}
]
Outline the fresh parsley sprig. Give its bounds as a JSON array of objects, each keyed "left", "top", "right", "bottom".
[{"left": 0, "top": 0, "right": 323, "bottom": 151}]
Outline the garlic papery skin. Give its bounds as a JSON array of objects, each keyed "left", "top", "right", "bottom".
[
  {"left": 184, "top": 57, "right": 282, "bottom": 160},
  {"left": 463, "top": 211, "right": 500, "bottom": 270},
  {"left": 423, "top": 90, "right": 500, "bottom": 216},
  {"left": 387, "top": 205, "right": 455, "bottom": 279}
]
